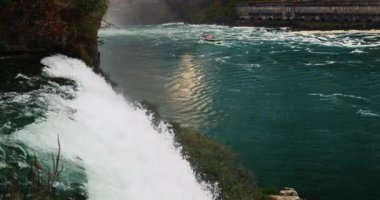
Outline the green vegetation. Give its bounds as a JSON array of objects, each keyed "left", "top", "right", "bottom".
[
  {"left": 141, "top": 101, "right": 272, "bottom": 200},
  {"left": 194, "top": 1, "right": 239, "bottom": 24},
  {"left": 174, "top": 127, "right": 273, "bottom": 200},
  {"left": 166, "top": 0, "right": 240, "bottom": 24},
  {"left": 0, "top": 0, "right": 108, "bottom": 67},
  {"left": 0, "top": 139, "right": 87, "bottom": 200}
]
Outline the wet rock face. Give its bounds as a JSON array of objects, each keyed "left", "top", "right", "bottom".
[{"left": 271, "top": 187, "right": 301, "bottom": 200}]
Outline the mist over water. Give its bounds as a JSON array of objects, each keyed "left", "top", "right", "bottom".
[
  {"left": 105, "top": 0, "right": 205, "bottom": 25},
  {"left": 12, "top": 55, "right": 214, "bottom": 200},
  {"left": 106, "top": 0, "right": 174, "bottom": 25}
]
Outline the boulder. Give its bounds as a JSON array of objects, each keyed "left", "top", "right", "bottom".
[{"left": 271, "top": 187, "right": 301, "bottom": 200}]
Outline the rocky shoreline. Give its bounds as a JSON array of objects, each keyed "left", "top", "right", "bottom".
[{"left": 233, "top": 20, "right": 380, "bottom": 31}]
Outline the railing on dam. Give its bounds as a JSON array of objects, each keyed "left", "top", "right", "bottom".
[
  {"left": 236, "top": 0, "right": 380, "bottom": 22},
  {"left": 238, "top": 0, "right": 380, "bottom": 7}
]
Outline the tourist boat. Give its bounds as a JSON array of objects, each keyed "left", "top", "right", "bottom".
[{"left": 200, "top": 33, "right": 224, "bottom": 45}]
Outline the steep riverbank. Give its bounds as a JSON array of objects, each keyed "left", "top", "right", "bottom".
[{"left": 0, "top": 0, "right": 107, "bottom": 69}]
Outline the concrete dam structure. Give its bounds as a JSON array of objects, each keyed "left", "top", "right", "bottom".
[{"left": 236, "top": 0, "right": 380, "bottom": 29}]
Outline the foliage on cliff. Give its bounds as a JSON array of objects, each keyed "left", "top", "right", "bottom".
[
  {"left": 0, "top": 0, "right": 107, "bottom": 67},
  {"left": 166, "top": 0, "right": 239, "bottom": 24},
  {"left": 175, "top": 128, "right": 273, "bottom": 200},
  {"left": 141, "top": 101, "right": 272, "bottom": 200}
]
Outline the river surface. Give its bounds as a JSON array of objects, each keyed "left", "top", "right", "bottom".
[{"left": 99, "top": 24, "right": 380, "bottom": 200}]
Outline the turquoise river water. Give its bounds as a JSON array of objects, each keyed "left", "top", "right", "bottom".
[{"left": 99, "top": 24, "right": 380, "bottom": 200}]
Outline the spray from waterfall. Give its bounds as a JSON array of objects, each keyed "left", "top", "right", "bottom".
[{"left": 13, "top": 55, "right": 215, "bottom": 200}]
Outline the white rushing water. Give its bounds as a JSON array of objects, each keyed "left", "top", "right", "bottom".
[
  {"left": 12, "top": 55, "right": 214, "bottom": 200},
  {"left": 99, "top": 24, "right": 380, "bottom": 48}
]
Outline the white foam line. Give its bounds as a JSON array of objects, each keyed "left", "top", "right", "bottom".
[
  {"left": 309, "top": 93, "right": 369, "bottom": 101},
  {"left": 357, "top": 109, "right": 380, "bottom": 118},
  {"left": 100, "top": 24, "right": 380, "bottom": 48}
]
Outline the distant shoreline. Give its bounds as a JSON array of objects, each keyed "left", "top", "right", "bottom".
[
  {"left": 294, "top": 29, "right": 380, "bottom": 34},
  {"left": 101, "top": 21, "right": 380, "bottom": 32},
  {"left": 233, "top": 20, "right": 380, "bottom": 31}
]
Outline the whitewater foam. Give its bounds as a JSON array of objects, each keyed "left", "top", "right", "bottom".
[
  {"left": 99, "top": 24, "right": 380, "bottom": 49},
  {"left": 351, "top": 49, "right": 366, "bottom": 54},
  {"left": 357, "top": 109, "right": 380, "bottom": 118},
  {"left": 12, "top": 55, "right": 214, "bottom": 200},
  {"left": 309, "top": 93, "right": 369, "bottom": 101},
  {"left": 305, "top": 61, "right": 336, "bottom": 66}
]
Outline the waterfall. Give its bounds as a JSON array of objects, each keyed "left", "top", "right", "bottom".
[{"left": 13, "top": 55, "right": 214, "bottom": 200}]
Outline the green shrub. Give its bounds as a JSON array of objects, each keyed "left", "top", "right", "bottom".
[{"left": 166, "top": 0, "right": 239, "bottom": 24}]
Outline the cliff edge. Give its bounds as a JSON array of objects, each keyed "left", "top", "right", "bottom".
[{"left": 0, "top": 0, "right": 107, "bottom": 69}]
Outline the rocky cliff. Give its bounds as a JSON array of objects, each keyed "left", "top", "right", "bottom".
[{"left": 0, "top": 0, "right": 107, "bottom": 69}]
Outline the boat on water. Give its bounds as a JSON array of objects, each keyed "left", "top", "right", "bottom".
[{"left": 200, "top": 33, "right": 224, "bottom": 45}]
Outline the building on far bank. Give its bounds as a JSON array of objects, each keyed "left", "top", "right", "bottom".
[{"left": 236, "top": 0, "right": 380, "bottom": 28}]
